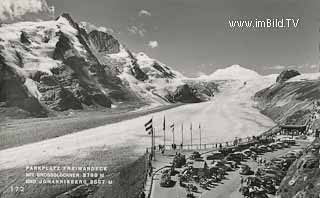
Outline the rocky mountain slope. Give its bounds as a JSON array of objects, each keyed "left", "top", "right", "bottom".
[
  {"left": 254, "top": 70, "right": 320, "bottom": 125},
  {"left": 277, "top": 138, "right": 320, "bottom": 198},
  {"left": 0, "top": 13, "right": 217, "bottom": 119},
  {"left": 254, "top": 70, "right": 320, "bottom": 198}
]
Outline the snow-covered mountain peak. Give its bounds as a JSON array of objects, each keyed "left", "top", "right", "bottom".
[
  {"left": 0, "top": 0, "right": 52, "bottom": 23},
  {"left": 202, "top": 64, "right": 261, "bottom": 80}
]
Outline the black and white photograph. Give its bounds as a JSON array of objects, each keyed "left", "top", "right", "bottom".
[{"left": 0, "top": 0, "right": 320, "bottom": 197}]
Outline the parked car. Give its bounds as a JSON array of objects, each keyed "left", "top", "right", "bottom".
[
  {"left": 212, "top": 160, "right": 233, "bottom": 172},
  {"left": 249, "top": 146, "right": 264, "bottom": 154},
  {"left": 224, "top": 160, "right": 238, "bottom": 169},
  {"left": 239, "top": 164, "right": 252, "bottom": 175},
  {"left": 258, "top": 145, "right": 270, "bottom": 152},
  {"left": 190, "top": 151, "right": 201, "bottom": 160},
  {"left": 242, "top": 149, "right": 253, "bottom": 157},
  {"left": 160, "top": 172, "right": 175, "bottom": 187},
  {"left": 187, "top": 184, "right": 198, "bottom": 192},
  {"left": 225, "top": 153, "right": 243, "bottom": 163},
  {"left": 260, "top": 173, "right": 282, "bottom": 186},
  {"left": 186, "top": 193, "right": 195, "bottom": 198},
  {"left": 261, "top": 168, "right": 286, "bottom": 178},
  {"left": 261, "top": 180, "right": 277, "bottom": 194},
  {"left": 287, "top": 149, "right": 303, "bottom": 157},
  {"left": 295, "top": 135, "right": 307, "bottom": 140},
  {"left": 282, "top": 139, "right": 296, "bottom": 145},
  {"left": 269, "top": 142, "right": 284, "bottom": 149},
  {"left": 206, "top": 151, "right": 224, "bottom": 160}
]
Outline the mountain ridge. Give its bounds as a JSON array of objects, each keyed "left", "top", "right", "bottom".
[{"left": 0, "top": 13, "right": 217, "bottom": 118}]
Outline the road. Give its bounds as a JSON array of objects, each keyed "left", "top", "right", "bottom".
[{"left": 0, "top": 77, "right": 276, "bottom": 170}]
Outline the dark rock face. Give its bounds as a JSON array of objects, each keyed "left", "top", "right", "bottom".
[
  {"left": 20, "top": 31, "right": 31, "bottom": 44},
  {"left": 276, "top": 69, "right": 301, "bottom": 83},
  {"left": 152, "top": 62, "right": 176, "bottom": 78},
  {"left": 186, "top": 81, "right": 218, "bottom": 101},
  {"left": 88, "top": 30, "right": 120, "bottom": 54},
  {"left": 125, "top": 49, "right": 148, "bottom": 81},
  {"left": 42, "top": 87, "right": 83, "bottom": 111},
  {"left": 131, "top": 64, "right": 148, "bottom": 81},
  {"left": 53, "top": 32, "right": 73, "bottom": 60},
  {"left": 168, "top": 84, "right": 202, "bottom": 103},
  {"left": 0, "top": 58, "right": 48, "bottom": 117}
]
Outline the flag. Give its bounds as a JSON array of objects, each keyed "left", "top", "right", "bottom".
[
  {"left": 170, "top": 123, "right": 174, "bottom": 132},
  {"left": 190, "top": 123, "right": 192, "bottom": 130},
  {"left": 145, "top": 118, "right": 153, "bottom": 135},
  {"left": 199, "top": 123, "right": 201, "bottom": 129},
  {"left": 163, "top": 116, "right": 166, "bottom": 131}
]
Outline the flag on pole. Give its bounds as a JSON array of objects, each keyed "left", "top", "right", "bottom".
[
  {"left": 163, "top": 116, "right": 166, "bottom": 131},
  {"left": 199, "top": 123, "right": 201, "bottom": 129},
  {"left": 190, "top": 123, "right": 192, "bottom": 130},
  {"left": 170, "top": 123, "right": 175, "bottom": 132},
  {"left": 145, "top": 118, "right": 153, "bottom": 135}
]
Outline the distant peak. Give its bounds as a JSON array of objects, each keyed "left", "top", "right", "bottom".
[
  {"left": 56, "top": 13, "right": 78, "bottom": 29},
  {"left": 56, "top": 13, "right": 74, "bottom": 23},
  {"left": 203, "top": 64, "right": 261, "bottom": 80},
  {"left": 229, "top": 64, "right": 241, "bottom": 68}
]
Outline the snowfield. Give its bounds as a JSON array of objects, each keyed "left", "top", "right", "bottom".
[
  {"left": 0, "top": 76, "right": 276, "bottom": 170},
  {"left": 287, "top": 72, "right": 320, "bottom": 82},
  {"left": 198, "top": 64, "right": 261, "bottom": 80}
]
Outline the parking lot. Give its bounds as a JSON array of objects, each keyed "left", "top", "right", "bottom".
[{"left": 150, "top": 138, "right": 311, "bottom": 198}]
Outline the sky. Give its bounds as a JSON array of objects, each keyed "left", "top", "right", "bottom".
[{"left": 47, "top": 0, "right": 320, "bottom": 77}]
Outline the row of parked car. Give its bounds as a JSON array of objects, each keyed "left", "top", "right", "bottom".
[
  {"left": 240, "top": 142, "right": 304, "bottom": 198},
  {"left": 195, "top": 138, "right": 302, "bottom": 198},
  {"left": 172, "top": 136, "right": 301, "bottom": 198},
  {"left": 205, "top": 139, "right": 296, "bottom": 165}
]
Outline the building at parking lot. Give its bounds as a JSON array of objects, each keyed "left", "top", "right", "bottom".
[{"left": 279, "top": 124, "right": 307, "bottom": 136}]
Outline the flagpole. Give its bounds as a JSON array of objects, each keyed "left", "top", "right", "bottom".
[
  {"left": 190, "top": 123, "right": 193, "bottom": 150},
  {"left": 163, "top": 116, "right": 166, "bottom": 150},
  {"left": 151, "top": 117, "right": 155, "bottom": 161},
  {"left": 153, "top": 127, "right": 156, "bottom": 160},
  {"left": 181, "top": 123, "right": 184, "bottom": 146},
  {"left": 199, "top": 123, "right": 202, "bottom": 149},
  {"left": 173, "top": 126, "right": 175, "bottom": 145}
]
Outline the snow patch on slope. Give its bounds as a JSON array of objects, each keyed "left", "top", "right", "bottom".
[
  {"left": 135, "top": 52, "right": 184, "bottom": 79},
  {"left": 287, "top": 73, "right": 320, "bottom": 82}
]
